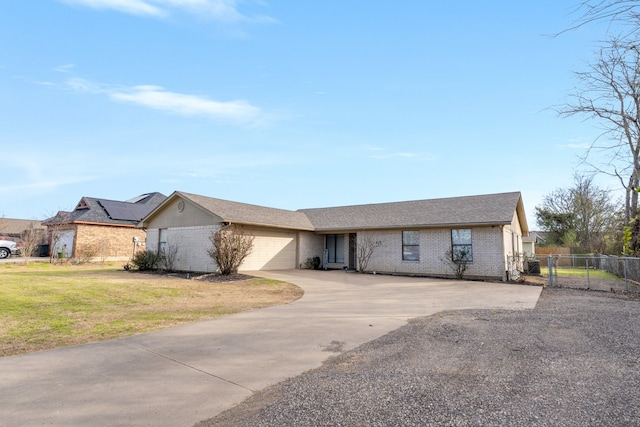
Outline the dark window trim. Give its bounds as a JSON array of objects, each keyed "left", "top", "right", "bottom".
[
  {"left": 402, "top": 230, "right": 420, "bottom": 261},
  {"left": 326, "top": 234, "right": 345, "bottom": 263},
  {"left": 451, "top": 229, "right": 473, "bottom": 262}
]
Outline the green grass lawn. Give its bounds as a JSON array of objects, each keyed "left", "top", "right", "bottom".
[
  {"left": 0, "top": 262, "right": 302, "bottom": 357},
  {"left": 546, "top": 267, "right": 620, "bottom": 279}
]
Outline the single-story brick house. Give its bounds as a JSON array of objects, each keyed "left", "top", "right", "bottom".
[
  {"left": 43, "top": 193, "right": 166, "bottom": 261},
  {"left": 138, "top": 191, "right": 528, "bottom": 281}
]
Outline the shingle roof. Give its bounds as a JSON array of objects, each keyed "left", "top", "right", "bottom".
[
  {"left": 523, "top": 231, "right": 546, "bottom": 243},
  {"left": 161, "top": 191, "right": 527, "bottom": 233},
  {"left": 177, "top": 192, "right": 315, "bottom": 231},
  {"left": 298, "top": 192, "right": 527, "bottom": 232},
  {"left": 0, "top": 218, "right": 46, "bottom": 235},
  {"left": 44, "top": 193, "right": 167, "bottom": 226}
]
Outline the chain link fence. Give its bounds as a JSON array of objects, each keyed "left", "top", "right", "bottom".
[{"left": 514, "top": 254, "right": 640, "bottom": 293}]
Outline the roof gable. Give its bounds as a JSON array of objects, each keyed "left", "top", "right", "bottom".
[
  {"left": 142, "top": 192, "right": 315, "bottom": 231},
  {"left": 141, "top": 191, "right": 528, "bottom": 234},
  {"left": 45, "top": 193, "right": 167, "bottom": 226}
]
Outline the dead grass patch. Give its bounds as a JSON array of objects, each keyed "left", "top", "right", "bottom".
[{"left": 0, "top": 263, "right": 303, "bottom": 357}]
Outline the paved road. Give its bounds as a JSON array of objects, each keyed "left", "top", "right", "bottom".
[{"left": 0, "top": 270, "right": 542, "bottom": 426}]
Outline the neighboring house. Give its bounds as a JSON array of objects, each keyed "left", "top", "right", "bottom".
[
  {"left": 139, "top": 191, "right": 528, "bottom": 281},
  {"left": 523, "top": 231, "right": 546, "bottom": 256},
  {"left": 0, "top": 218, "right": 47, "bottom": 255},
  {"left": 43, "top": 193, "right": 166, "bottom": 261}
]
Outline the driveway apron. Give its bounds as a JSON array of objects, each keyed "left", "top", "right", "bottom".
[{"left": 0, "top": 270, "right": 542, "bottom": 426}]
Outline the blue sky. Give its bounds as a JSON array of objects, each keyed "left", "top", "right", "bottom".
[{"left": 0, "top": 1, "right": 618, "bottom": 227}]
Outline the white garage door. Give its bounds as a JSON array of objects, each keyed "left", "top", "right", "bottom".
[
  {"left": 55, "top": 230, "right": 75, "bottom": 258},
  {"left": 239, "top": 229, "right": 297, "bottom": 271}
]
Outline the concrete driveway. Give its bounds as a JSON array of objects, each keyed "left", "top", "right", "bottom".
[{"left": 0, "top": 270, "right": 542, "bottom": 427}]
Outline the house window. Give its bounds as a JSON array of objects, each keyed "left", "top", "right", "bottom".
[
  {"left": 326, "top": 234, "right": 344, "bottom": 263},
  {"left": 159, "top": 228, "right": 167, "bottom": 255},
  {"left": 451, "top": 229, "right": 473, "bottom": 262},
  {"left": 402, "top": 230, "right": 420, "bottom": 261}
]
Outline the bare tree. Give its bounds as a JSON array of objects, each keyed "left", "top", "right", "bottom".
[
  {"left": 20, "top": 223, "right": 43, "bottom": 261},
  {"left": 442, "top": 247, "right": 472, "bottom": 280},
  {"left": 564, "top": 1, "right": 640, "bottom": 34},
  {"left": 354, "top": 235, "right": 378, "bottom": 273},
  {"left": 558, "top": 36, "right": 640, "bottom": 253},
  {"left": 207, "top": 225, "right": 254, "bottom": 275},
  {"left": 535, "top": 173, "right": 622, "bottom": 253},
  {"left": 161, "top": 244, "right": 179, "bottom": 272}
]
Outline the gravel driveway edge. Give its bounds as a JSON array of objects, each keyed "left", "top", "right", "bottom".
[{"left": 196, "top": 288, "right": 640, "bottom": 427}]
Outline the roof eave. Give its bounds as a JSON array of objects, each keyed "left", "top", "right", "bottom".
[
  {"left": 515, "top": 194, "right": 530, "bottom": 236},
  {"left": 313, "top": 221, "right": 511, "bottom": 233},
  {"left": 225, "top": 220, "right": 315, "bottom": 232}
]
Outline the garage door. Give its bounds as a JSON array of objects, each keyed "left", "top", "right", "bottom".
[
  {"left": 240, "top": 229, "right": 297, "bottom": 271},
  {"left": 55, "top": 230, "right": 75, "bottom": 258}
]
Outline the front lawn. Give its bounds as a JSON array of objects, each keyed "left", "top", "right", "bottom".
[{"left": 0, "top": 262, "right": 302, "bottom": 357}]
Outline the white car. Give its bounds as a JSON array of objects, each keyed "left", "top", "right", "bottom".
[{"left": 0, "top": 240, "right": 19, "bottom": 259}]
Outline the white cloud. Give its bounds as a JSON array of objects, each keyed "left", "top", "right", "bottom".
[
  {"left": 111, "top": 85, "right": 261, "bottom": 121},
  {"left": 61, "top": 0, "right": 164, "bottom": 17},
  {"left": 66, "top": 78, "right": 263, "bottom": 124},
  {"left": 0, "top": 151, "right": 99, "bottom": 195},
  {"left": 59, "top": 0, "right": 277, "bottom": 23},
  {"left": 0, "top": 177, "right": 97, "bottom": 194},
  {"left": 53, "top": 64, "right": 76, "bottom": 73},
  {"left": 162, "top": 0, "right": 247, "bottom": 22},
  {"left": 65, "top": 77, "right": 102, "bottom": 93}
]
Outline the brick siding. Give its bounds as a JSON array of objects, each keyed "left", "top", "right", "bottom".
[{"left": 74, "top": 224, "right": 145, "bottom": 261}]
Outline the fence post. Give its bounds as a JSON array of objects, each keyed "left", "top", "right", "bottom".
[
  {"left": 586, "top": 256, "right": 590, "bottom": 290},
  {"left": 547, "top": 255, "right": 553, "bottom": 287},
  {"left": 625, "top": 258, "right": 629, "bottom": 292}
]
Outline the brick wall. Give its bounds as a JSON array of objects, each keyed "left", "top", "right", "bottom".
[
  {"left": 298, "top": 231, "right": 324, "bottom": 268},
  {"left": 74, "top": 224, "right": 145, "bottom": 261},
  {"left": 143, "top": 225, "right": 219, "bottom": 272},
  {"left": 357, "top": 226, "right": 506, "bottom": 280}
]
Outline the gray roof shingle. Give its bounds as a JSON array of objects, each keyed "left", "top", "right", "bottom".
[
  {"left": 298, "top": 192, "right": 526, "bottom": 231},
  {"left": 166, "top": 191, "right": 527, "bottom": 233},
  {"left": 177, "top": 192, "right": 315, "bottom": 231},
  {"left": 45, "top": 193, "right": 167, "bottom": 227}
]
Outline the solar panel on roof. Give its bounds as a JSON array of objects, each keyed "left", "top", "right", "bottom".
[{"left": 98, "top": 200, "right": 153, "bottom": 221}]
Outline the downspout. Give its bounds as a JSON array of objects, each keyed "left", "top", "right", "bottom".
[
  {"left": 295, "top": 231, "right": 300, "bottom": 270},
  {"left": 499, "top": 225, "right": 507, "bottom": 281}
]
